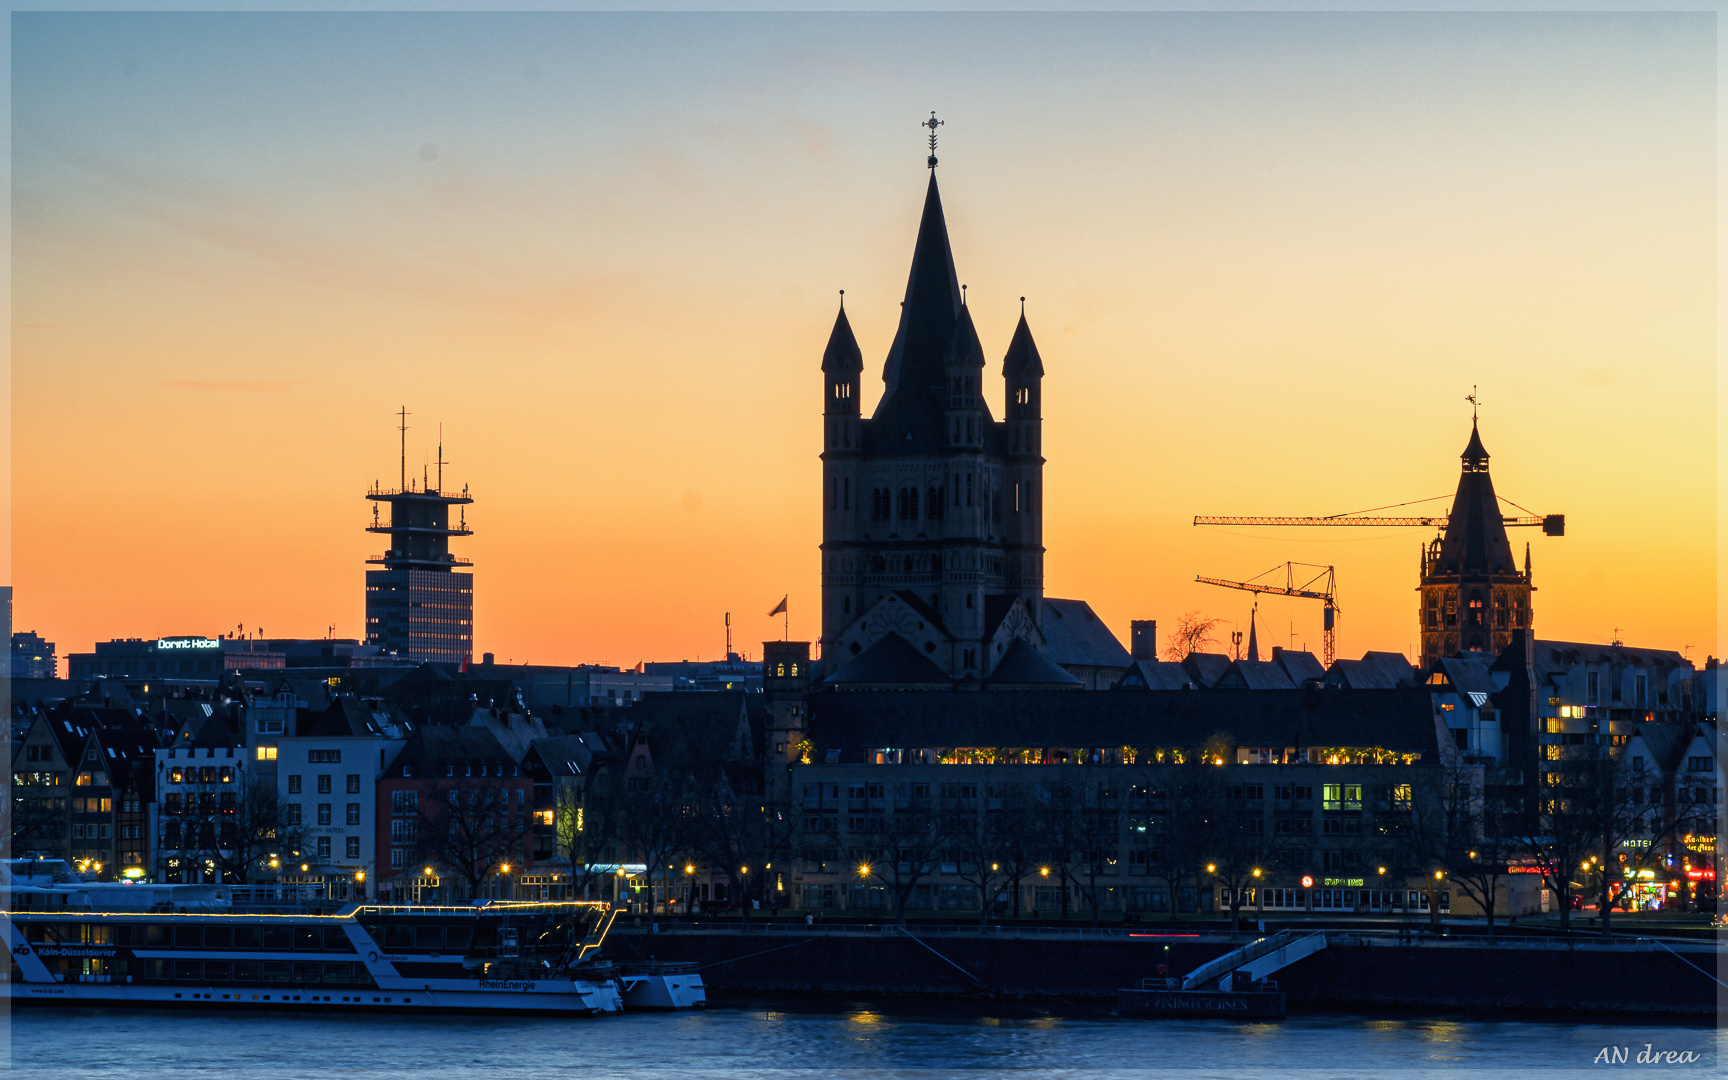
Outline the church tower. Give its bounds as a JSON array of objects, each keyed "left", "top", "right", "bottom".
[
  {"left": 819, "top": 154, "right": 1048, "bottom": 681},
  {"left": 1418, "top": 420, "right": 1533, "bottom": 662}
]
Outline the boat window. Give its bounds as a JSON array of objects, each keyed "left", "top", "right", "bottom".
[
  {"left": 324, "top": 927, "right": 355, "bottom": 952},
  {"left": 295, "top": 927, "right": 320, "bottom": 951},
  {"left": 233, "top": 960, "right": 261, "bottom": 982},
  {"left": 263, "top": 961, "right": 292, "bottom": 983},
  {"left": 262, "top": 927, "right": 293, "bottom": 951},
  {"left": 175, "top": 926, "right": 202, "bottom": 949},
  {"left": 323, "top": 963, "right": 354, "bottom": 985},
  {"left": 174, "top": 959, "right": 201, "bottom": 980},
  {"left": 232, "top": 925, "right": 261, "bottom": 950},
  {"left": 293, "top": 962, "right": 323, "bottom": 984},
  {"left": 204, "top": 926, "right": 232, "bottom": 949},
  {"left": 444, "top": 925, "right": 473, "bottom": 951},
  {"left": 384, "top": 925, "right": 414, "bottom": 950},
  {"left": 146, "top": 924, "right": 170, "bottom": 947},
  {"left": 415, "top": 926, "right": 445, "bottom": 951},
  {"left": 204, "top": 960, "right": 233, "bottom": 981}
]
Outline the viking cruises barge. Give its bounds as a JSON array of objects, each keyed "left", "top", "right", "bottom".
[{"left": 3, "top": 860, "right": 622, "bottom": 1015}]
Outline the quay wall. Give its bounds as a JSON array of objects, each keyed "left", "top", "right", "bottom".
[{"left": 602, "top": 930, "right": 1718, "bottom": 1019}]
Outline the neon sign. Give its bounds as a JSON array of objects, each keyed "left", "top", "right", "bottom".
[{"left": 157, "top": 638, "right": 221, "bottom": 651}]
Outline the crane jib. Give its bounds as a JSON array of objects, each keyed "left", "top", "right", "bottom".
[{"left": 1193, "top": 514, "right": 1564, "bottom": 536}]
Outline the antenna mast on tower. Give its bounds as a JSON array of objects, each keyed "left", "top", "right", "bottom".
[{"left": 397, "top": 406, "right": 410, "bottom": 491}]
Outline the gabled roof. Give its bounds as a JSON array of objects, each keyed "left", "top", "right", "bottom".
[
  {"left": 891, "top": 590, "right": 949, "bottom": 636},
  {"left": 1526, "top": 639, "right": 1693, "bottom": 678},
  {"left": 986, "top": 639, "right": 1083, "bottom": 689},
  {"left": 1114, "top": 660, "right": 1196, "bottom": 691},
  {"left": 1436, "top": 656, "right": 1498, "bottom": 700},
  {"left": 382, "top": 726, "right": 515, "bottom": 778},
  {"left": 1629, "top": 724, "right": 1692, "bottom": 774},
  {"left": 1327, "top": 652, "right": 1416, "bottom": 690},
  {"left": 1272, "top": 649, "right": 1327, "bottom": 686},
  {"left": 822, "top": 633, "right": 953, "bottom": 689},
  {"left": 1217, "top": 659, "right": 1297, "bottom": 691},
  {"left": 821, "top": 305, "right": 863, "bottom": 375},
  {"left": 525, "top": 735, "right": 596, "bottom": 778},
  {"left": 1002, "top": 313, "right": 1044, "bottom": 379},
  {"left": 1181, "top": 652, "right": 1233, "bottom": 689},
  {"left": 1040, "top": 598, "right": 1131, "bottom": 668},
  {"left": 298, "top": 696, "right": 384, "bottom": 738}
]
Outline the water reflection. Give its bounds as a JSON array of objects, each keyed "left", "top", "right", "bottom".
[{"left": 5, "top": 1004, "right": 1717, "bottom": 1078}]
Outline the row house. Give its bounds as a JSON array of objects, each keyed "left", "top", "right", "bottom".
[
  {"left": 152, "top": 715, "right": 249, "bottom": 884},
  {"left": 274, "top": 697, "right": 409, "bottom": 901},
  {"left": 375, "top": 727, "right": 532, "bottom": 903}
]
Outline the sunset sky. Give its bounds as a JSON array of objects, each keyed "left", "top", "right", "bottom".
[{"left": 10, "top": 11, "right": 1716, "bottom": 669}]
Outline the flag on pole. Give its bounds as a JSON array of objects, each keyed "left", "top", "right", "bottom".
[{"left": 767, "top": 596, "right": 788, "bottom": 617}]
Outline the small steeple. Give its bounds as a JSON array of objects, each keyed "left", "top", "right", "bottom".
[
  {"left": 1247, "top": 605, "right": 1260, "bottom": 663},
  {"left": 821, "top": 300, "right": 863, "bottom": 375},
  {"left": 1002, "top": 310, "right": 1045, "bottom": 379}
]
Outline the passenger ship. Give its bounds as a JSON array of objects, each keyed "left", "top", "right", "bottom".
[{"left": 3, "top": 859, "right": 626, "bottom": 1014}]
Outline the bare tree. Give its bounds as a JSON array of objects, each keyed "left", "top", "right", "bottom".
[
  {"left": 948, "top": 773, "right": 1007, "bottom": 927},
  {"left": 181, "top": 774, "right": 304, "bottom": 885},
  {"left": 419, "top": 781, "right": 531, "bottom": 899},
  {"left": 992, "top": 790, "right": 1041, "bottom": 920},
  {"left": 1442, "top": 766, "right": 1515, "bottom": 940},
  {"left": 8, "top": 793, "right": 69, "bottom": 861},
  {"left": 1071, "top": 779, "right": 1123, "bottom": 927},
  {"left": 617, "top": 767, "right": 692, "bottom": 915},
  {"left": 1031, "top": 780, "right": 1079, "bottom": 918},
  {"left": 851, "top": 803, "right": 946, "bottom": 925},
  {"left": 1163, "top": 611, "right": 1222, "bottom": 662}
]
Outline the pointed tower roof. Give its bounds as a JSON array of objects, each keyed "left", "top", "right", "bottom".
[
  {"left": 1002, "top": 312, "right": 1044, "bottom": 379},
  {"left": 1461, "top": 420, "right": 1489, "bottom": 469},
  {"left": 871, "top": 173, "right": 963, "bottom": 453},
  {"left": 1433, "top": 421, "right": 1517, "bottom": 577},
  {"left": 821, "top": 305, "right": 863, "bottom": 375},
  {"left": 942, "top": 301, "right": 985, "bottom": 370},
  {"left": 1247, "top": 606, "right": 1259, "bottom": 663}
]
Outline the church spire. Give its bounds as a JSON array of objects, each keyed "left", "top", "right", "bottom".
[
  {"left": 873, "top": 171, "right": 963, "bottom": 449},
  {"left": 1247, "top": 605, "right": 1259, "bottom": 663}
]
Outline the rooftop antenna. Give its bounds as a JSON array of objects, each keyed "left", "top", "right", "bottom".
[
  {"left": 923, "top": 111, "right": 944, "bottom": 169},
  {"left": 397, "top": 406, "right": 410, "bottom": 491},
  {"left": 724, "top": 612, "right": 732, "bottom": 659},
  {"left": 436, "top": 424, "right": 446, "bottom": 493},
  {"left": 1611, "top": 627, "right": 1623, "bottom": 647}
]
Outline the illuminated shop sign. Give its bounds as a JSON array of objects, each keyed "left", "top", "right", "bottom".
[
  {"left": 157, "top": 638, "right": 221, "bottom": 651},
  {"left": 1683, "top": 835, "right": 1716, "bottom": 853},
  {"left": 1322, "top": 878, "right": 1365, "bottom": 887}
]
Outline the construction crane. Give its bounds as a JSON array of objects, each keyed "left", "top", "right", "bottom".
[
  {"left": 1194, "top": 510, "right": 1563, "bottom": 535},
  {"left": 1196, "top": 563, "right": 1339, "bottom": 667}
]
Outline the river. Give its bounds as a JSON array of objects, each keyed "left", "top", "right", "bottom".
[{"left": 4, "top": 1000, "right": 1719, "bottom": 1078}]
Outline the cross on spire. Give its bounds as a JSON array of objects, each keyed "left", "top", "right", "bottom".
[
  {"left": 923, "top": 111, "right": 944, "bottom": 169},
  {"left": 1466, "top": 385, "right": 1479, "bottom": 421}
]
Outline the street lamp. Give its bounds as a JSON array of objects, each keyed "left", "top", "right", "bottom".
[
  {"left": 857, "top": 863, "right": 871, "bottom": 878},
  {"left": 1039, "top": 867, "right": 1051, "bottom": 878},
  {"left": 1206, "top": 864, "right": 1216, "bottom": 874},
  {"left": 1251, "top": 868, "right": 1261, "bottom": 878}
]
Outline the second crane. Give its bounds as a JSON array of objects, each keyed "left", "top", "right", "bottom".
[{"left": 1196, "top": 562, "right": 1340, "bottom": 667}]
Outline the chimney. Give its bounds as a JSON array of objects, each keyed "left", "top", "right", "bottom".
[{"left": 1130, "top": 620, "right": 1157, "bottom": 662}]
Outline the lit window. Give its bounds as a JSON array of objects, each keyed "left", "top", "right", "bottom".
[{"left": 255, "top": 746, "right": 278, "bottom": 761}]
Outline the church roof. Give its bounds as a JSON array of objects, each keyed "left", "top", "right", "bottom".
[
  {"left": 822, "top": 633, "right": 953, "bottom": 689},
  {"left": 870, "top": 173, "right": 964, "bottom": 456},
  {"left": 986, "top": 638, "right": 1084, "bottom": 688},
  {"left": 1002, "top": 313, "right": 1044, "bottom": 379},
  {"left": 1432, "top": 421, "right": 1517, "bottom": 577},
  {"left": 821, "top": 306, "right": 863, "bottom": 375},
  {"left": 1040, "top": 598, "right": 1131, "bottom": 668}
]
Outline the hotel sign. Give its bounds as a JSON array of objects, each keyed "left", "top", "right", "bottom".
[{"left": 157, "top": 638, "right": 221, "bottom": 651}]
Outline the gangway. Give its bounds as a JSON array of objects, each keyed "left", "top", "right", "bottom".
[{"left": 1180, "top": 930, "right": 1328, "bottom": 991}]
